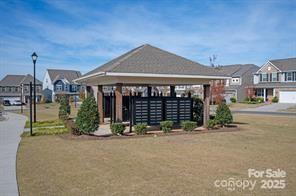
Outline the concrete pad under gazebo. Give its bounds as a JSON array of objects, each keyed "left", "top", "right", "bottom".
[{"left": 75, "top": 44, "right": 229, "bottom": 127}]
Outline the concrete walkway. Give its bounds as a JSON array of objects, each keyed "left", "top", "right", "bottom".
[{"left": 0, "top": 112, "right": 26, "bottom": 196}]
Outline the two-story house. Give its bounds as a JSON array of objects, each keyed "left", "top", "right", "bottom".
[
  {"left": 253, "top": 57, "right": 296, "bottom": 103},
  {"left": 216, "top": 64, "right": 258, "bottom": 103},
  {"left": 43, "top": 69, "right": 84, "bottom": 102},
  {"left": 0, "top": 74, "right": 43, "bottom": 103}
]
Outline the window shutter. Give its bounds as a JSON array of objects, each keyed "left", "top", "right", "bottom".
[
  {"left": 277, "top": 73, "right": 279, "bottom": 81},
  {"left": 285, "top": 73, "right": 287, "bottom": 81},
  {"left": 260, "top": 74, "right": 262, "bottom": 82}
]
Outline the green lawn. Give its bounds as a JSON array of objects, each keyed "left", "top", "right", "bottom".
[
  {"left": 17, "top": 114, "right": 296, "bottom": 195},
  {"left": 24, "top": 119, "right": 64, "bottom": 128}
]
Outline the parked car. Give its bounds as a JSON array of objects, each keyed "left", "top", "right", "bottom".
[
  {"left": 11, "top": 100, "right": 23, "bottom": 106},
  {"left": 3, "top": 100, "right": 11, "bottom": 106}
]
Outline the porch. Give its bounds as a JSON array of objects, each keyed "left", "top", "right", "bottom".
[{"left": 255, "top": 88, "right": 274, "bottom": 102}]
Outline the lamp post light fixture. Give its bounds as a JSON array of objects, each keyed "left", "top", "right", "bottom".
[{"left": 31, "top": 52, "right": 38, "bottom": 122}]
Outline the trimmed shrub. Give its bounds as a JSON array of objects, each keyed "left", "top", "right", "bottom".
[
  {"left": 76, "top": 96, "right": 99, "bottom": 134},
  {"left": 134, "top": 123, "right": 148, "bottom": 135},
  {"left": 230, "top": 97, "right": 237, "bottom": 103},
  {"left": 192, "top": 96, "right": 203, "bottom": 126},
  {"left": 215, "top": 103, "right": 233, "bottom": 127},
  {"left": 160, "top": 121, "right": 173, "bottom": 133},
  {"left": 272, "top": 96, "right": 279, "bottom": 103},
  {"left": 244, "top": 97, "right": 256, "bottom": 103},
  {"left": 110, "top": 122, "right": 125, "bottom": 135},
  {"left": 207, "top": 119, "right": 217, "bottom": 129},
  {"left": 256, "top": 97, "right": 264, "bottom": 103},
  {"left": 58, "top": 95, "right": 70, "bottom": 120},
  {"left": 181, "top": 121, "right": 197, "bottom": 132}
]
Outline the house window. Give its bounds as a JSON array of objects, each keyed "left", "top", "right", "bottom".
[
  {"left": 286, "top": 72, "right": 293, "bottom": 81},
  {"left": 72, "top": 85, "right": 77, "bottom": 91},
  {"left": 56, "top": 84, "right": 62, "bottom": 91},
  {"left": 271, "top": 73, "right": 278, "bottom": 82},
  {"left": 261, "top": 74, "right": 268, "bottom": 82},
  {"left": 231, "top": 78, "right": 240, "bottom": 84},
  {"left": 8, "top": 87, "right": 11, "bottom": 92},
  {"left": 1, "top": 87, "right": 5, "bottom": 92},
  {"left": 256, "top": 89, "right": 264, "bottom": 97}
]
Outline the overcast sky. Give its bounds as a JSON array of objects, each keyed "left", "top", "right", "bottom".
[{"left": 0, "top": 0, "right": 295, "bottom": 80}]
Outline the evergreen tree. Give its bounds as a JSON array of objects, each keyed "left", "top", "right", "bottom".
[
  {"left": 59, "top": 95, "right": 70, "bottom": 120},
  {"left": 215, "top": 103, "right": 233, "bottom": 127},
  {"left": 76, "top": 96, "right": 99, "bottom": 134}
]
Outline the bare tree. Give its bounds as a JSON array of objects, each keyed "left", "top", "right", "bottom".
[{"left": 209, "top": 54, "right": 217, "bottom": 67}]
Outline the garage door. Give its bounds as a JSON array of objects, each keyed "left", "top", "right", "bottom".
[
  {"left": 279, "top": 91, "right": 296, "bottom": 103},
  {"left": 224, "top": 90, "right": 237, "bottom": 104}
]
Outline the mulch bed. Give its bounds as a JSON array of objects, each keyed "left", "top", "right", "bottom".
[{"left": 59, "top": 125, "right": 240, "bottom": 141}]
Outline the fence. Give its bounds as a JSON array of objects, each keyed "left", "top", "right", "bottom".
[{"left": 133, "top": 97, "right": 192, "bottom": 125}]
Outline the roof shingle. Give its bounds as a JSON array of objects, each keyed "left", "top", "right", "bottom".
[
  {"left": 269, "top": 57, "right": 296, "bottom": 71},
  {"left": 47, "top": 69, "right": 82, "bottom": 83},
  {"left": 0, "top": 74, "right": 42, "bottom": 86},
  {"left": 83, "top": 44, "right": 226, "bottom": 77},
  {"left": 216, "top": 64, "right": 258, "bottom": 77}
]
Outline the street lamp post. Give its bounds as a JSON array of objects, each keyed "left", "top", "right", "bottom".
[{"left": 31, "top": 52, "right": 38, "bottom": 122}]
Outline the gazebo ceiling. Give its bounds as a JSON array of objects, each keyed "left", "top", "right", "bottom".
[{"left": 75, "top": 44, "right": 229, "bottom": 85}]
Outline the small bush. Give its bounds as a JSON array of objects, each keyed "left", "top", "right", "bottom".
[
  {"left": 272, "top": 96, "right": 279, "bottom": 103},
  {"left": 256, "top": 97, "right": 264, "bottom": 103},
  {"left": 134, "top": 123, "right": 147, "bottom": 135},
  {"left": 160, "top": 121, "right": 173, "bottom": 133},
  {"left": 207, "top": 119, "right": 217, "bottom": 129},
  {"left": 215, "top": 103, "right": 233, "bottom": 127},
  {"left": 76, "top": 96, "right": 99, "bottom": 134},
  {"left": 110, "top": 122, "right": 125, "bottom": 135},
  {"left": 181, "top": 121, "right": 197, "bottom": 132},
  {"left": 244, "top": 97, "right": 256, "bottom": 103},
  {"left": 230, "top": 97, "right": 237, "bottom": 103}
]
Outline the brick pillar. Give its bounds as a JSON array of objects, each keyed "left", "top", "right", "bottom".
[
  {"left": 97, "top": 85, "right": 104, "bottom": 124},
  {"left": 115, "top": 83, "right": 123, "bottom": 121},
  {"left": 203, "top": 84, "right": 210, "bottom": 127}
]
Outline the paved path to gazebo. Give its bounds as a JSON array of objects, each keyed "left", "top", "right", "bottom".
[{"left": 0, "top": 112, "right": 26, "bottom": 196}]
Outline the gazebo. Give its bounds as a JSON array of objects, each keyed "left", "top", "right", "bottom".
[{"left": 75, "top": 44, "right": 229, "bottom": 127}]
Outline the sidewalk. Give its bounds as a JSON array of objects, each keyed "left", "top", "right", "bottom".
[{"left": 0, "top": 112, "right": 26, "bottom": 196}]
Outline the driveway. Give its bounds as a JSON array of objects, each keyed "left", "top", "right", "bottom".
[
  {"left": 240, "top": 103, "right": 296, "bottom": 112},
  {"left": 0, "top": 112, "right": 26, "bottom": 195}
]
